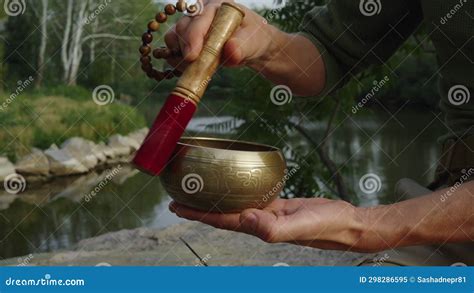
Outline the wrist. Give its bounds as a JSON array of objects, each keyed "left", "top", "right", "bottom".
[{"left": 356, "top": 204, "right": 411, "bottom": 252}]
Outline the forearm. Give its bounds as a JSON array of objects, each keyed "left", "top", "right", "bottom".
[
  {"left": 358, "top": 182, "right": 474, "bottom": 251},
  {"left": 247, "top": 28, "right": 326, "bottom": 97}
]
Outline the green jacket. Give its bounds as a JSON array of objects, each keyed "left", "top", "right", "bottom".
[{"left": 300, "top": 0, "right": 473, "bottom": 143}]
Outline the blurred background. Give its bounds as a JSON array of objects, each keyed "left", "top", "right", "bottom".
[{"left": 0, "top": 0, "right": 446, "bottom": 260}]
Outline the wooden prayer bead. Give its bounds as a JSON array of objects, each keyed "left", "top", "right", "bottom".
[
  {"left": 176, "top": 1, "right": 187, "bottom": 12},
  {"left": 155, "top": 12, "right": 167, "bottom": 23},
  {"left": 142, "top": 33, "right": 153, "bottom": 44},
  {"left": 140, "top": 56, "right": 151, "bottom": 64},
  {"left": 165, "top": 4, "right": 177, "bottom": 15},
  {"left": 153, "top": 47, "right": 171, "bottom": 59},
  {"left": 139, "top": 45, "right": 151, "bottom": 56},
  {"left": 154, "top": 71, "right": 165, "bottom": 81},
  {"left": 146, "top": 69, "right": 157, "bottom": 78},
  {"left": 141, "top": 63, "right": 153, "bottom": 72},
  {"left": 147, "top": 20, "right": 160, "bottom": 32}
]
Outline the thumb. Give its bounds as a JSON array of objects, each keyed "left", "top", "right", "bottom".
[
  {"left": 239, "top": 209, "right": 279, "bottom": 242},
  {"left": 222, "top": 32, "right": 246, "bottom": 66}
]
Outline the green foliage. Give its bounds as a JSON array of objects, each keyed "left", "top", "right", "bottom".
[
  {"left": 31, "top": 85, "right": 92, "bottom": 101},
  {"left": 0, "top": 91, "right": 145, "bottom": 161}
]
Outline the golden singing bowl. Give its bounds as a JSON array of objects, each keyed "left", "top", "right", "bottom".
[{"left": 161, "top": 137, "right": 287, "bottom": 213}]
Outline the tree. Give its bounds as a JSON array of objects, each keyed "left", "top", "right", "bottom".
[
  {"left": 57, "top": 0, "right": 140, "bottom": 85},
  {"left": 35, "top": 0, "right": 49, "bottom": 88}
]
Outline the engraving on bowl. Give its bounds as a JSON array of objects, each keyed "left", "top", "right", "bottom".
[{"left": 161, "top": 138, "right": 287, "bottom": 212}]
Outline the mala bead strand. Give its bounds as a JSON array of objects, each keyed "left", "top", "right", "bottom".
[{"left": 140, "top": 1, "right": 195, "bottom": 82}]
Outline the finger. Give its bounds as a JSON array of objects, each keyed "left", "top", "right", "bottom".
[
  {"left": 164, "top": 27, "right": 180, "bottom": 53},
  {"left": 170, "top": 201, "right": 242, "bottom": 230},
  {"left": 174, "top": 16, "right": 193, "bottom": 58},
  {"left": 164, "top": 26, "right": 189, "bottom": 71},
  {"left": 239, "top": 208, "right": 279, "bottom": 242},
  {"left": 180, "top": 4, "right": 220, "bottom": 61},
  {"left": 222, "top": 30, "right": 247, "bottom": 67}
]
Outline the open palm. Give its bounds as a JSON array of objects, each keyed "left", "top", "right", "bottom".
[{"left": 170, "top": 198, "right": 371, "bottom": 252}]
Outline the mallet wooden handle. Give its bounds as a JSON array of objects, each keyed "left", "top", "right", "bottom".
[{"left": 172, "top": 2, "right": 245, "bottom": 105}]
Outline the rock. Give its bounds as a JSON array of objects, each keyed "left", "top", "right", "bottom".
[
  {"left": 95, "top": 142, "right": 115, "bottom": 159},
  {"left": 0, "top": 157, "right": 16, "bottom": 181},
  {"left": 127, "top": 128, "right": 148, "bottom": 146},
  {"left": 107, "top": 134, "right": 138, "bottom": 157},
  {"left": 90, "top": 144, "right": 107, "bottom": 163},
  {"left": 44, "top": 146, "right": 88, "bottom": 176},
  {"left": 15, "top": 148, "right": 50, "bottom": 176},
  {"left": 0, "top": 193, "right": 18, "bottom": 210},
  {"left": 61, "top": 138, "right": 99, "bottom": 169},
  {"left": 77, "top": 228, "right": 160, "bottom": 252}
]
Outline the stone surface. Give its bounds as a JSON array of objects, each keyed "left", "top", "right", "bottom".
[
  {"left": 0, "top": 157, "right": 16, "bottom": 181},
  {"left": 15, "top": 148, "right": 50, "bottom": 176},
  {"left": 127, "top": 128, "right": 148, "bottom": 146},
  {"left": 44, "top": 145, "right": 89, "bottom": 176},
  {"left": 61, "top": 138, "right": 99, "bottom": 169},
  {"left": 0, "top": 193, "right": 18, "bottom": 210},
  {"left": 107, "top": 135, "right": 138, "bottom": 157},
  {"left": 95, "top": 142, "right": 115, "bottom": 159},
  {"left": 1, "top": 222, "right": 366, "bottom": 266}
]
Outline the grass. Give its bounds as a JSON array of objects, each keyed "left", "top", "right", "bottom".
[{"left": 0, "top": 89, "right": 146, "bottom": 162}]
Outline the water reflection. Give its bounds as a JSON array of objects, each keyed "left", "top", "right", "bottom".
[
  {"left": 0, "top": 108, "right": 446, "bottom": 259},
  {"left": 0, "top": 166, "right": 179, "bottom": 260}
]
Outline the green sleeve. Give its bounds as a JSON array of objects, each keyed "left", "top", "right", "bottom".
[{"left": 299, "top": 0, "right": 423, "bottom": 97}]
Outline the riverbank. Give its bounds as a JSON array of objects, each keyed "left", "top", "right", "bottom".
[
  {"left": 1, "top": 222, "right": 367, "bottom": 266},
  {"left": 0, "top": 127, "right": 149, "bottom": 188}
]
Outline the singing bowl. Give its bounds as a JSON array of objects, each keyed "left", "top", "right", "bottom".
[{"left": 161, "top": 137, "right": 287, "bottom": 213}]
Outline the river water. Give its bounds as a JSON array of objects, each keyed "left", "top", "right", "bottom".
[{"left": 0, "top": 105, "right": 447, "bottom": 259}]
